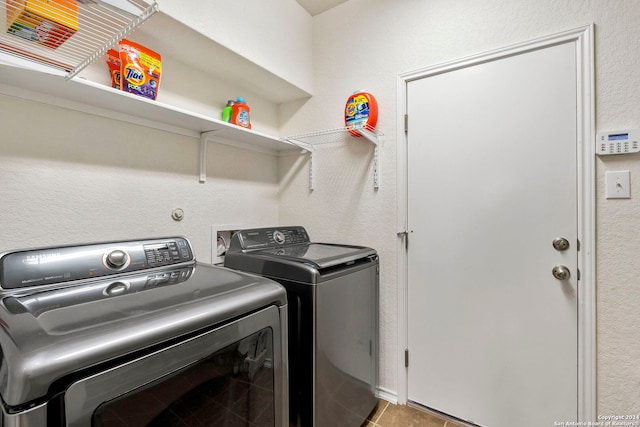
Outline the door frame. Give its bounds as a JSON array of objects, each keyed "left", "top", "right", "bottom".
[{"left": 395, "top": 25, "right": 596, "bottom": 421}]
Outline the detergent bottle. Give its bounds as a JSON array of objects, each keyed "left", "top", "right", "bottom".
[
  {"left": 344, "top": 91, "right": 378, "bottom": 137},
  {"left": 221, "top": 100, "right": 234, "bottom": 122},
  {"left": 231, "top": 97, "right": 251, "bottom": 129}
]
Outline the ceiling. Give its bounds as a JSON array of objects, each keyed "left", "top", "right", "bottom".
[{"left": 296, "top": 0, "right": 348, "bottom": 16}]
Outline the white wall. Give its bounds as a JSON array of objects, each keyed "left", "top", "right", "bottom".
[
  {"left": 0, "top": 0, "right": 311, "bottom": 260},
  {"left": 156, "top": 0, "right": 313, "bottom": 95},
  {"left": 0, "top": 95, "right": 280, "bottom": 262},
  {"left": 278, "top": 0, "right": 640, "bottom": 416}
]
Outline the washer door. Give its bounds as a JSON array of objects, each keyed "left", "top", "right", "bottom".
[{"left": 64, "top": 305, "right": 286, "bottom": 427}]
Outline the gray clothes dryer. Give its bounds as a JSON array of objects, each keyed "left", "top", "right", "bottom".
[{"left": 224, "top": 226, "right": 379, "bottom": 427}]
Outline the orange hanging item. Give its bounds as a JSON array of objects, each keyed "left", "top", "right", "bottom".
[{"left": 344, "top": 91, "right": 378, "bottom": 137}]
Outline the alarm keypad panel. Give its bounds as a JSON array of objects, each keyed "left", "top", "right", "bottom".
[{"left": 596, "top": 129, "right": 640, "bottom": 155}]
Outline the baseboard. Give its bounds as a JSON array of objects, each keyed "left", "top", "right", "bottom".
[{"left": 376, "top": 386, "right": 398, "bottom": 404}]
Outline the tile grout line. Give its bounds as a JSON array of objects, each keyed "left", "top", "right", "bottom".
[{"left": 372, "top": 400, "right": 390, "bottom": 426}]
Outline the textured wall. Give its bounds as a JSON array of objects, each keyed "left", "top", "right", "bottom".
[
  {"left": 0, "top": 0, "right": 308, "bottom": 260},
  {"left": 277, "top": 0, "right": 640, "bottom": 415},
  {"left": 157, "top": 0, "right": 313, "bottom": 95},
  {"left": 0, "top": 95, "right": 280, "bottom": 263}
]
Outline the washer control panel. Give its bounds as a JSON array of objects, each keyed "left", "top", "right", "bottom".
[
  {"left": 104, "top": 249, "right": 130, "bottom": 270},
  {"left": 230, "top": 226, "right": 310, "bottom": 250},
  {"left": 273, "top": 230, "right": 286, "bottom": 244},
  {"left": 0, "top": 237, "right": 194, "bottom": 290}
]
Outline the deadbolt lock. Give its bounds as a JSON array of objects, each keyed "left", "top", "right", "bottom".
[{"left": 552, "top": 237, "right": 570, "bottom": 251}]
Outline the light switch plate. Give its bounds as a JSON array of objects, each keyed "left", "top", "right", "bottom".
[{"left": 605, "top": 170, "right": 631, "bottom": 199}]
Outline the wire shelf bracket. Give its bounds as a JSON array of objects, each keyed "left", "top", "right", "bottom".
[{"left": 282, "top": 123, "right": 383, "bottom": 191}]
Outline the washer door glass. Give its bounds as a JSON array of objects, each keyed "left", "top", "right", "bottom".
[{"left": 93, "top": 327, "right": 275, "bottom": 426}]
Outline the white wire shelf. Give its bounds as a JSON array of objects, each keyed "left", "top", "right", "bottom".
[
  {"left": 282, "top": 123, "right": 384, "bottom": 190},
  {"left": 282, "top": 123, "right": 383, "bottom": 147},
  {"left": 1, "top": 0, "right": 158, "bottom": 79}
]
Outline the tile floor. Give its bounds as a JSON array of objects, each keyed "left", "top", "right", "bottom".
[{"left": 364, "top": 400, "right": 469, "bottom": 427}]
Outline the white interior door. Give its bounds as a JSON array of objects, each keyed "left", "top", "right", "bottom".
[{"left": 406, "top": 41, "right": 578, "bottom": 427}]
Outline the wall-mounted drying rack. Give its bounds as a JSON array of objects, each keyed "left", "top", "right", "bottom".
[
  {"left": 0, "top": 0, "right": 158, "bottom": 79},
  {"left": 282, "top": 123, "right": 383, "bottom": 190}
]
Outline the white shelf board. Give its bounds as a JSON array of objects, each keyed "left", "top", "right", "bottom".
[
  {"left": 132, "top": 12, "right": 313, "bottom": 105},
  {"left": 0, "top": 62, "right": 300, "bottom": 155}
]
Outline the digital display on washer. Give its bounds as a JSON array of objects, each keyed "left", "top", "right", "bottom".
[{"left": 144, "top": 241, "right": 190, "bottom": 266}]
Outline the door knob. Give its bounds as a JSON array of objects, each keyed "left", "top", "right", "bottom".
[
  {"left": 552, "top": 265, "right": 571, "bottom": 281},
  {"left": 552, "top": 237, "right": 570, "bottom": 251}
]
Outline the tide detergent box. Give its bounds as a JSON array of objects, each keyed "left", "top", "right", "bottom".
[{"left": 6, "top": 0, "right": 79, "bottom": 49}]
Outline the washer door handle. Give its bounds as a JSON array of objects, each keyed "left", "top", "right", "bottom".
[{"left": 103, "top": 281, "right": 130, "bottom": 296}]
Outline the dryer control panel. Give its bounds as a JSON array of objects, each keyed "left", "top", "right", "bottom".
[
  {"left": 229, "top": 226, "right": 310, "bottom": 251},
  {"left": 0, "top": 237, "right": 194, "bottom": 290}
]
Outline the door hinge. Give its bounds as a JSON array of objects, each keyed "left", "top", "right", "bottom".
[
  {"left": 405, "top": 349, "right": 409, "bottom": 367},
  {"left": 577, "top": 268, "right": 581, "bottom": 281},
  {"left": 577, "top": 239, "right": 581, "bottom": 251},
  {"left": 404, "top": 114, "right": 408, "bottom": 133},
  {"left": 397, "top": 230, "right": 409, "bottom": 250}
]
